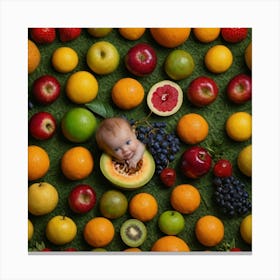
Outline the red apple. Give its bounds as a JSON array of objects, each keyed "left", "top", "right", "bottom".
[
  {"left": 227, "top": 74, "right": 252, "bottom": 104},
  {"left": 68, "top": 184, "right": 96, "bottom": 214},
  {"left": 187, "top": 76, "right": 218, "bottom": 107},
  {"left": 181, "top": 146, "right": 212, "bottom": 178},
  {"left": 29, "top": 111, "right": 57, "bottom": 140},
  {"left": 32, "top": 75, "right": 61, "bottom": 105},
  {"left": 125, "top": 43, "right": 157, "bottom": 76}
]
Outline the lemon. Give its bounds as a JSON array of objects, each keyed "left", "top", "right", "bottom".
[
  {"left": 237, "top": 144, "right": 252, "bottom": 176},
  {"left": 52, "top": 47, "right": 78, "bottom": 73},
  {"left": 28, "top": 219, "right": 34, "bottom": 241},
  {"left": 240, "top": 214, "right": 252, "bottom": 244}
]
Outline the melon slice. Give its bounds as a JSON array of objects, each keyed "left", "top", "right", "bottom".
[
  {"left": 100, "top": 150, "right": 155, "bottom": 190},
  {"left": 147, "top": 80, "right": 183, "bottom": 116}
]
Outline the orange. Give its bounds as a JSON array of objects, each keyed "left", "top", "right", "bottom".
[
  {"left": 123, "top": 247, "right": 142, "bottom": 252},
  {"left": 192, "top": 28, "right": 221, "bottom": 43},
  {"left": 205, "top": 45, "right": 233, "bottom": 73},
  {"left": 61, "top": 146, "right": 94, "bottom": 180},
  {"left": 52, "top": 47, "right": 78, "bottom": 73},
  {"left": 119, "top": 28, "right": 146, "bottom": 40},
  {"left": 28, "top": 145, "right": 50, "bottom": 181},
  {"left": 195, "top": 215, "right": 224, "bottom": 247},
  {"left": 111, "top": 77, "right": 145, "bottom": 110},
  {"left": 245, "top": 42, "right": 252, "bottom": 70},
  {"left": 83, "top": 217, "right": 115, "bottom": 247},
  {"left": 129, "top": 192, "right": 158, "bottom": 222},
  {"left": 170, "top": 184, "right": 201, "bottom": 214},
  {"left": 176, "top": 113, "right": 209, "bottom": 144},
  {"left": 151, "top": 236, "right": 190, "bottom": 252},
  {"left": 28, "top": 40, "right": 41, "bottom": 74},
  {"left": 150, "top": 28, "right": 191, "bottom": 48}
]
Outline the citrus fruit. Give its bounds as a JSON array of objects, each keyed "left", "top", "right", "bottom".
[
  {"left": 61, "top": 107, "right": 97, "bottom": 143},
  {"left": 61, "top": 146, "right": 94, "bottom": 180},
  {"left": 205, "top": 45, "right": 233, "bottom": 73},
  {"left": 52, "top": 46, "right": 78, "bottom": 73},
  {"left": 28, "top": 182, "right": 59, "bottom": 215},
  {"left": 87, "top": 28, "right": 112, "bottom": 37},
  {"left": 147, "top": 80, "right": 183, "bottom": 116},
  {"left": 237, "top": 144, "right": 252, "bottom": 177},
  {"left": 245, "top": 42, "right": 252, "bottom": 70},
  {"left": 170, "top": 184, "right": 201, "bottom": 214},
  {"left": 192, "top": 28, "right": 221, "bottom": 43},
  {"left": 123, "top": 247, "right": 142, "bottom": 252},
  {"left": 28, "top": 145, "right": 50, "bottom": 181},
  {"left": 46, "top": 215, "right": 77, "bottom": 245},
  {"left": 151, "top": 236, "right": 190, "bottom": 252},
  {"left": 240, "top": 214, "right": 252, "bottom": 244},
  {"left": 226, "top": 112, "right": 252, "bottom": 141},
  {"left": 150, "top": 28, "right": 191, "bottom": 48},
  {"left": 119, "top": 28, "right": 146, "bottom": 40},
  {"left": 111, "top": 77, "right": 145, "bottom": 110},
  {"left": 129, "top": 192, "right": 158, "bottom": 222},
  {"left": 176, "top": 113, "right": 209, "bottom": 144},
  {"left": 195, "top": 215, "right": 224, "bottom": 247},
  {"left": 83, "top": 217, "right": 115, "bottom": 247},
  {"left": 66, "top": 71, "right": 98, "bottom": 104},
  {"left": 28, "top": 40, "right": 41, "bottom": 74},
  {"left": 28, "top": 219, "right": 34, "bottom": 241}
]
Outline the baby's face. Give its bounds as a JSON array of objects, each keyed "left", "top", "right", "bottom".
[{"left": 104, "top": 125, "right": 139, "bottom": 161}]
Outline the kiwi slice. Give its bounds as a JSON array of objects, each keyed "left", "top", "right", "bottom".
[{"left": 120, "top": 219, "right": 147, "bottom": 247}]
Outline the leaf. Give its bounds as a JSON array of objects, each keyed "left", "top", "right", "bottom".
[{"left": 86, "top": 99, "right": 115, "bottom": 119}]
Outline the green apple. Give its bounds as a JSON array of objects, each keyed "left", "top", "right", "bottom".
[
  {"left": 61, "top": 107, "right": 97, "bottom": 143},
  {"left": 87, "top": 28, "right": 113, "bottom": 38},
  {"left": 86, "top": 41, "right": 120, "bottom": 75},
  {"left": 164, "top": 49, "right": 195, "bottom": 80},
  {"left": 158, "top": 210, "right": 185, "bottom": 235}
]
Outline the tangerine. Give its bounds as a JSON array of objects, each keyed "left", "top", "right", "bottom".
[
  {"left": 245, "top": 42, "right": 252, "bottom": 70},
  {"left": 52, "top": 47, "right": 78, "bottom": 73},
  {"left": 151, "top": 236, "right": 190, "bottom": 252},
  {"left": 61, "top": 146, "right": 94, "bottom": 180},
  {"left": 28, "top": 40, "right": 41, "bottom": 74},
  {"left": 150, "top": 28, "right": 191, "bottom": 48},
  {"left": 176, "top": 113, "right": 209, "bottom": 144},
  {"left": 28, "top": 145, "right": 50, "bottom": 181},
  {"left": 119, "top": 28, "right": 146, "bottom": 40},
  {"left": 192, "top": 28, "right": 221, "bottom": 43},
  {"left": 83, "top": 217, "right": 115, "bottom": 247}
]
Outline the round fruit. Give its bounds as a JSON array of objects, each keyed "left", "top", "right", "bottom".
[
  {"left": 28, "top": 145, "right": 50, "bottom": 181},
  {"left": 83, "top": 217, "right": 115, "bottom": 247},
  {"left": 192, "top": 28, "right": 221, "bottom": 43},
  {"left": 245, "top": 42, "right": 252, "bottom": 70},
  {"left": 164, "top": 49, "right": 195, "bottom": 80},
  {"left": 61, "top": 146, "right": 94, "bottom": 180},
  {"left": 240, "top": 214, "right": 252, "bottom": 244},
  {"left": 123, "top": 247, "right": 142, "bottom": 252},
  {"left": 151, "top": 236, "right": 190, "bottom": 252},
  {"left": 147, "top": 80, "right": 183, "bottom": 116},
  {"left": 176, "top": 113, "right": 209, "bottom": 144},
  {"left": 120, "top": 219, "right": 147, "bottom": 247},
  {"left": 119, "top": 28, "right": 146, "bottom": 40},
  {"left": 129, "top": 192, "right": 158, "bottom": 222},
  {"left": 99, "top": 190, "right": 128, "bottom": 219},
  {"left": 111, "top": 78, "right": 145, "bottom": 110},
  {"left": 170, "top": 184, "right": 201, "bottom": 214},
  {"left": 28, "top": 219, "right": 34, "bottom": 241},
  {"left": 213, "top": 159, "right": 233, "bottom": 177},
  {"left": 205, "top": 45, "right": 233, "bottom": 73},
  {"left": 99, "top": 150, "right": 155, "bottom": 190},
  {"left": 150, "top": 28, "right": 191, "bottom": 48},
  {"left": 28, "top": 182, "right": 59, "bottom": 215},
  {"left": 226, "top": 112, "right": 252, "bottom": 141},
  {"left": 66, "top": 71, "right": 98, "bottom": 104},
  {"left": 237, "top": 144, "right": 252, "bottom": 177},
  {"left": 61, "top": 107, "right": 97, "bottom": 143},
  {"left": 28, "top": 40, "right": 41, "bottom": 74},
  {"left": 51, "top": 47, "right": 78, "bottom": 73},
  {"left": 87, "top": 28, "right": 112, "bottom": 37},
  {"left": 195, "top": 215, "right": 224, "bottom": 247},
  {"left": 158, "top": 210, "right": 185, "bottom": 235},
  {"left": 46, "top": 215, "right": 77, "bottom": 245}
]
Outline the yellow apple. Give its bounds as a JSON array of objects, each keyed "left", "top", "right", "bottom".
[{"left": 87, "top": 28, "right": 112, "bottom": 38}]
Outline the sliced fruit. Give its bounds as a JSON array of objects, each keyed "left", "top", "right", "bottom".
[
  {"left": 147, "top": 80, "right": 183, "bottom": 116},
  {"left": 120, "top": 219, "right": 147, "bottom": 247},
  {"left": 100, "top": 150, "right": 155, "bottom": 190}
]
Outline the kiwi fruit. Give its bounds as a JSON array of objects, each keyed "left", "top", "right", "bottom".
[{"left": 120, "top": 219, "right": 147, "bottom": 247}]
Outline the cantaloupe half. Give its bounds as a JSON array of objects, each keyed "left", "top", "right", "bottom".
[{"left": 100, "top": 150, "right": 155, "bottom": 190}]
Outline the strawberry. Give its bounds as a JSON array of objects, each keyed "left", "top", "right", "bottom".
[
  {"left": 221, "top": 28, "right": 248, "bottom": 43},
  {"left": 30, "top": 28, "right": 56, "bottom": 44},
  {"left": 160, "top": 167, "right": 176, "bottom": 187},
  {"left": 59, "top": 28, "right": 82, "bottom": 42}
]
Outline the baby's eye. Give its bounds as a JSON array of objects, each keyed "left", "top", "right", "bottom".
[
  {"left": 114, "top": 147, "right": 120, "bottom": 152},
  {"left": 126, "top": 140, "right": 131, "bottom": 145}
]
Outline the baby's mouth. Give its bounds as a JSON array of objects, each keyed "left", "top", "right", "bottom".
[{"left": 123, "top": 152, "right": 134, "bottom": 160}]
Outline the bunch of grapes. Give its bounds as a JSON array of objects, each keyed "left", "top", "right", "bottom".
[
  {"left": 131, "top": 120, "right": 181, "bottom": 174},
  {"left": 213, "top": 176, "right": 251, "bottom": 217}
]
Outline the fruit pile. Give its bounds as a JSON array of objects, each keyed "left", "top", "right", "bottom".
[{"left": 28, "top": 28, "right": 252, "bottom": 252}]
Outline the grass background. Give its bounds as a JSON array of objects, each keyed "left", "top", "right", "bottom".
[{"left": 28, "top": 28, "right": 252, "bottom": 252}]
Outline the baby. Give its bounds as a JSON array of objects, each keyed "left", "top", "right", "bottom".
[{"left": 95, "top": 117, "right": 145, "bottom": 169}]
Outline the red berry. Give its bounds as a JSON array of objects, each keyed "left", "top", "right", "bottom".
[
  {"left": 59, "top": 28, "right": 82, "bottom": 42},
  {"left": 230, "top": 247, "right": 241, "bottom": 252},
  {"left": 160, "top": 167, "right": 176, "bottom": 187},
  {"left": 221, "top": 28, "right": 248, "bottom": 43},
  {"left": 30, "top": 28, "right": 56, "bottom": 44},
  {"left": 213, "top": 159, "right": 232, "bottom": 177}
]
